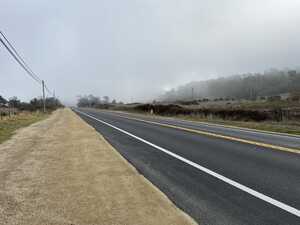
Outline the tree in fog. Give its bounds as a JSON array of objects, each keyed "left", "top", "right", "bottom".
[
  {"left": 8, "top": 97, "right": 21, "bottom": 108},
  {"left": 103, "top": 96, "right": 110, "bottom": 104},
  {"left": 77, "top": 95, "right": 90, "bottom": 107},
  {"left": 161, "top": 68, "right": 300, "bottom": 101},
  {"left": 0, "top": 96, "right": 7, "bottom": 106},
  {"left": 88, "top": 95, "right": 101, "bottom": 107},
  {"left": 77, "top": 95, "right": 117, "bottom": 108}
]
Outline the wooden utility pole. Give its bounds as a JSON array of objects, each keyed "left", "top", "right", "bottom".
[
  {"left": 42, "top": 80, "right": 46, "bottom": 113},
  {"left": 192, "top": 87, "right": 194, "bottom": 100},
  {"left": 53, "top": 90, "right": 56, "bottom": 107}
]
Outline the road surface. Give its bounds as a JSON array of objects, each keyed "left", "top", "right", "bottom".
[{"left": 74, "top": 108, "right": 300, "bottom": 225}]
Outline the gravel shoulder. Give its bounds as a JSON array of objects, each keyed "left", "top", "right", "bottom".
[{"left": 0, "top": 108, "right": 196, "bottom": 225}]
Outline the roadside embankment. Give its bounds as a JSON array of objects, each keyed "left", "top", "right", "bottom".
[{"left": 0, "top": 108, "right": 196, "bottom": 225}]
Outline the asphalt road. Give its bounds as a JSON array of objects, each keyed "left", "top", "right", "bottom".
[
  {"left": 100, "top": 110, "right": 300, "bottom": 150},
  {"left": 74, "top": 108, "right": 300, "bottom": 225}
]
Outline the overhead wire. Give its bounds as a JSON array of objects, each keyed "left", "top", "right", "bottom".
[
  {"left": 0, "top": 31, "right": 42, "bottom": 84},
  {"left": 0, "top": 31, "right": 54, "bottom": 96},
  {"left": 0, "top": 36, "right": 41, "bottom": 84}
]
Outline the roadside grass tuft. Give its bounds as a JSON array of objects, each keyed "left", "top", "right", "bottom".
[
  {"left": 0, "top": 112, "right": 48, "bottom": 144},
  {"left": 175, "top": 114, "right": 300, "bottom": 135}
]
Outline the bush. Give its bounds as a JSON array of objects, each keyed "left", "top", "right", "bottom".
[
  {"left": 267, "top": 96, "right": 281, "bottom": 101},
  {"left": 288, "top": 93, "right": 300, "bottom": 102},
  {"left": 133, "top": 104, "right": 272, "bottom": 121}
]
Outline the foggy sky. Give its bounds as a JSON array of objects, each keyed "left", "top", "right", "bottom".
[{"left": 1, "top": 0, "right": 300, "bottom": 105}]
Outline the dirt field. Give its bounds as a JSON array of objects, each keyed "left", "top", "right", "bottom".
[{"left": 0, "top": 108, "right": 196, "bottom": 225}]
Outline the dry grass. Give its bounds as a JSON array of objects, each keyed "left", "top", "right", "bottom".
[
  {"left": 174, "top": 114, "right": 300, "bottom": 135},
  {"left": 0, "top": 112, "right": 48, "bottom": 144},
  {"left": 181, "top": 100, "right": 300, "bottom": 110},
  {"left": 114, "top": 101, "right": 300, "bottom": 135},
  {"left": 113, "top": 109, "right": 300, "bottom": 135}
]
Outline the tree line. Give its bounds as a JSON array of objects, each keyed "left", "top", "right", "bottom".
[
  {"left": 77, "top": 95, "right": 121, "bottom": 108},
  {"left": 160, "top": 68, "right": 300, "bottom": 102},
  {"left": 0, "top": 95, "right": 63, "bottom": 112}
]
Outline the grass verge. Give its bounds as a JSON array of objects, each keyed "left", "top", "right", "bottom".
[
  {"left": 114, "top": 109, "right": 300, "bottom": 136},
  {"left": 173, "top": 115, "right": 300, "bottom": 135},
  {"left": 0, "top": 112, "right": 48, "bottom": 144}
]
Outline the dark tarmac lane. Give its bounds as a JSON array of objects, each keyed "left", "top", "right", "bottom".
[{"left": 74, "top": 108, "right": 300, "bottom": 225}]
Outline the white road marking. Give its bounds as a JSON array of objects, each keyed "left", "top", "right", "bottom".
[{"left": 74, "top": 109, "right": 300, "bottom": 218}]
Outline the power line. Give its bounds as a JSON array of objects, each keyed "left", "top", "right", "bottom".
[
  {"left": 0, "top": 31, "right": 53, "bottom": 96},
  {"left": 0, "top": 35, "right": 42, "bottom": 84},
  {"left": 44, "top": 84, "right": 53, "bottom": 96},
  {"left": 0, "top": 31, "right": 42, "bottom": 83},
  {"left": 0, "top": 30, "right": 55, "bottom": 111}
]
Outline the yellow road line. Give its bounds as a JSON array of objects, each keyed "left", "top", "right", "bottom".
[
  {"left": 107, "top": 110, "right": 300, "bottom": 138},
  {"left": 111, "top": 113, "right": 300, "bottom": 154},
  {"left": 171, "top": 118, "right": 300, "bottom": 138}
]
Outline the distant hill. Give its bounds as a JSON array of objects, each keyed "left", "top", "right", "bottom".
[{"left": 160, "top": 68, "right": 300, "bottom": 101}]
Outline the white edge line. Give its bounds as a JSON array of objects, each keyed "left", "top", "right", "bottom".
[{"left": 74, "top": 109, "right": 300, "bottom": 218}]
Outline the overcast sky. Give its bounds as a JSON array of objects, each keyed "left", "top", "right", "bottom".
[{"left": 1, "top": 0, "right": 300, "bottom": 105}]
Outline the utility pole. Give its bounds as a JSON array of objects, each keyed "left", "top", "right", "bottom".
[
  {"left": 42, "top": 80, "right": 46, "bottom": 113},
  {"left": 192, "top": 87, "right": 194, "bottom": 100},
  {"left": 53, "top": 90, "right": 56, "bottom": 107}
]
